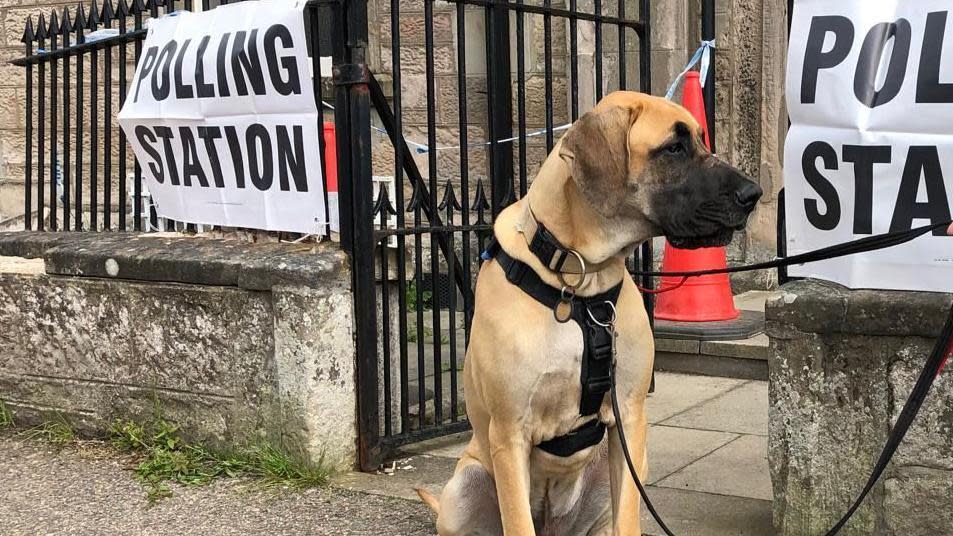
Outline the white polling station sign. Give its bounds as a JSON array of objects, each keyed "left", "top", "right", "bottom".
[
  {"left": 785, "top": 0, "right": 953, "bottom": 292},
  {"left": 118, "top": 0, "right": 331, "bottom": 234}
]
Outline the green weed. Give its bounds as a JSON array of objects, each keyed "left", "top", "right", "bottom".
[
  {"left": 0, "top": 399, "right": 13, "bottom": 428},
  {"left": 407, "top": 325, "right": 450, "bottom": 345},
  {"left": 406, "top": 280, "right": 433, "bottom": 312},
  {"left": 20, "top": 413, "right": 75, "bottom": 445},
  {"left": 110, "top": 417, "right": 331, "bottom": 503}
]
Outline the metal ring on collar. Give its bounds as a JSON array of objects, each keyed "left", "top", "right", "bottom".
[
  {"left": 586, "top": 301, "right": 618, "bottom": 327},
  {"left": 554, "top": 285, "right": 576, "bottom": 323},
  {"left": 554, "top": 299, "right": 574, "bottom": 323},
  {"left": 560, "top": 285, "right": 576, "bottom": 302},
  {"left": 557, "top": 249, "right": 587, "bottom": 289}
]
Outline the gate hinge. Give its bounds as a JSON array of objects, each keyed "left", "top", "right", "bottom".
[{"left": 333, "top": 63, "right": 371, "bottom": 86}]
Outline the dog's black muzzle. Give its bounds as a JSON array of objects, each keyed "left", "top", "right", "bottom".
[{"left": 657, "top": 160, "right": 762, "bottom": 249}]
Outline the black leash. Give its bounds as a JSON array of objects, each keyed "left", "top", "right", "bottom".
[
  {"left": 610, "top": 364, "right": 678, "bottom": 536},
  {"left": 616, "top": 220, "right": 953, "bottom": 535},
  {"left": 630, "top": 220, "right": 951, "bottom": 279}
]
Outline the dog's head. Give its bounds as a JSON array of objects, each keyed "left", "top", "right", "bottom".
[{"left": 559, "top": 91, "right": 762, "bottom": 249}]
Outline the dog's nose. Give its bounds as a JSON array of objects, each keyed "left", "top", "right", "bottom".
[{"left": 735, "top": 181, "right": 763, "bottom": 209}]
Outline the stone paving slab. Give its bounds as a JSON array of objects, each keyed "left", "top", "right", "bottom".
[
  {"left": 660, "top": 381, "right": 768, "bottom": 436},
  {"left": 655, "top": 434, "right": 772, "bottom": 501},
  {"left": 700, "top": 334, "right": 769, "bottom": 360},
  {"left": 645, "top": 373, "right": 746, "bottom": 424},
  {"left": 402, "top": 431, "right": 471, "bottom": 459},
  {"left": 735, "top": 290, "right": 782, "bottom": 313},
  {"left": 334, "top": 453, "right": 457, "bottom": 502},
  {"left": 0, "top": 255, "right": 44, "bottom": 274},
  {"left": 646, "top": 425, "right": 738, "bottom": 485},
  {"left": 640, "top": 486, "right": 773, "bottom": 536}
]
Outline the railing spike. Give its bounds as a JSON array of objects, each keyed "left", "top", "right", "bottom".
[
  {"left": 73, "top": 4, "right": 87, "bottom": 32},
  {"left": 35, "top": 15, "right": 48, "bottom": 41},
  {"left": 48, "top": 10, "right": 60, "bottom": 38},
  {"left": 35, "top": 14, "right": 48, "bottom": 40},
  {"left": 116, "top": 0, "right": 130, "bottom": 18},
  {"left": 472, "top": 179, "right": 490, "bottom": 212},
  {"left": 100, "top": 0, "right": 116, "bottom": 26},
  {"left": 21, "top": 16, "right": 34, "bottom": 43},
  {"left": 60, "top": 6, "right": 72, "bottom": 35},
  {"left": 406, "top": 182, "right": 423, "bottom": 213},
  {"left": 130, "top": 0, "right": 146, "bottom": 15},
  {"left": 373, "top": 186, "right": 397, "bottom": 218},
  {"left": 86, "top": 0, "right": 101, "bottom": 29},
  {"left": 438, "top": 180, "right": 462, "bottom": 212}
]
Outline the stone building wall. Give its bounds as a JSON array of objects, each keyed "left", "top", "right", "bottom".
[
  {"left": 0, "top": 0, "right": 54, "bottom": 224},
  {"left": 0, "top": 0, "right": 137, "bottom": 229},
  {"left": 362, "top": 0, "right": 697, "bottom": 248}
]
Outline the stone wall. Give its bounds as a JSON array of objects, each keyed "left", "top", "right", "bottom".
[
  {"left": 767, "top": 279, "right": 953, "bottom": 535},
  {"left": 0, "top": 0, "right": 55, "bottom": 223},
  {"left": 0, "top": 232, "right": 359, "bottom": 469}
]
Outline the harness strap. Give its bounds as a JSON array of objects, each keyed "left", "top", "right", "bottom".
[
  {"left": 485, "top": 239, "right": 623, "bottom": 457},
  {"left": 493, "top": 245, "right": 622, "bottom": 417},
  {"left": 537, "top": 419, "right": 607, "bottom": 457}
]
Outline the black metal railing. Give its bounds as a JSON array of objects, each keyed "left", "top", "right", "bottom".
[{"left": 13, "top": 0, "right": 334, "bottom": 235}]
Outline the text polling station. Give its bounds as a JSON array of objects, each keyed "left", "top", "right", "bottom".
[
  {"left": 786, "top": 0, "right": 953, "bottom": 291},
  {"left": 118, "top": 1, "right": 329, "bottom": 234}
]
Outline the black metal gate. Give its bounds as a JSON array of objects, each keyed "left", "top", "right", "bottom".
[{"left": 335, "top": 0, "right": 657, "bottom": 470}]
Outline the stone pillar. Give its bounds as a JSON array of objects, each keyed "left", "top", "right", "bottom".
[
  {"left": 767, "top": 279, "right": 953, "bottom": 535},
  {"left": 648, "top": 0, "right": 692, "bottom": 98},
  {"left": 702, "top": 0, "right": 786, "bottom": 290}
]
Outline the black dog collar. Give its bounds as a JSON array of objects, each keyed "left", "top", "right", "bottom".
[{"left": 516, "top": 203, "right": 613, "bottom": 279}]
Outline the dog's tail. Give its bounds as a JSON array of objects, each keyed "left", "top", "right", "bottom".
[{"left": 415, "top": 487, "right": 440, "bottom": 514}]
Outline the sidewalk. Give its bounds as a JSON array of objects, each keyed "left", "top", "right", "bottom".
[{"left": 335, "top": 371, "right": 774, "bottom": 535}]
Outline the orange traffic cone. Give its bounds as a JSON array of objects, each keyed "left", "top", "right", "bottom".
[{"left": 654, "top": 71, "right": 739, "bottom": 322}]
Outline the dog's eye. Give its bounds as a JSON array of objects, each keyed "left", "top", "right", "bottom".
[{"left": 664, "top": 142, "right": 684, "bottom": 156}]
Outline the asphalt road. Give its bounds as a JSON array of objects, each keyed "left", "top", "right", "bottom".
[{"left": 0, "top": 432, "right": 436, "bottom": 536}]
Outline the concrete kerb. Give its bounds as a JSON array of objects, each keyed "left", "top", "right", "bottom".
[{"left": 0, "top": 231, "right": 360, "bottom": 470}]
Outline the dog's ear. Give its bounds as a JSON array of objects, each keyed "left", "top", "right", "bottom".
[{"left": 559, "top": 105, "right": 640, "bottom": 216}]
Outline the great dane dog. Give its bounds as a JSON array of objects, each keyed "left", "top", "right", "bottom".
[{"left": 416, "top": 91, "right": 762, "bottom": 535}]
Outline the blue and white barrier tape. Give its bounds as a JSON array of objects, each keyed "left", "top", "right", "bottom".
[
  {"left": 380, "top": 123, "right": 572, "bottom": 154},
  {"left": 322, "top": 99, "right": 572, "bottom": 154},
  {"left": 664, "top": 39, "right": 715, "bottom": 101}
]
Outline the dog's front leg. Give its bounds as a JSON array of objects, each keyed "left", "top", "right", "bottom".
[
  {"left": 488, "top": 419, "right": 535, "bottom": 535},
  {"left": 607, "top": 404, "right": 648, "bottom": 536}
]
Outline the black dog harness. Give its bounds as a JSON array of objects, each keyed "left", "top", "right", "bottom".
[{"left": 483, "top": 224, "right": 623, "bottom": 457}]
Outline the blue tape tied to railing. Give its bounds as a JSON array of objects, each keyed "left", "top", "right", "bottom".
[{"left": 664, "top": 39, "right": 716, "bottom": 101}]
